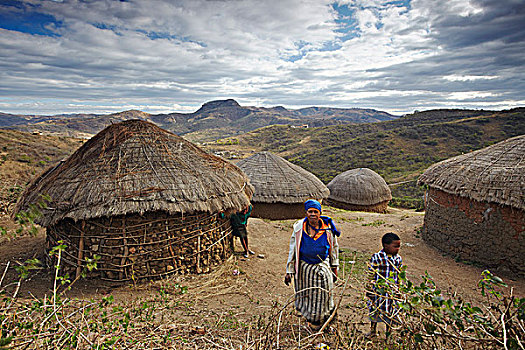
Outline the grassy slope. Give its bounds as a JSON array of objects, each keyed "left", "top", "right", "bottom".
[
  {"left": 0, "top": 129, "right": 82, "bottom": 214},
  {"left": 216, "top": 108, "right": 525, "bottom": 208}
]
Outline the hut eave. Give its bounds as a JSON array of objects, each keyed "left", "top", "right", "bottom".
[
  {"left": 422, "top": 183, "right": 524, "bottom": 211},
  {"left": 35, "top": 192, "right": 254, "bottom": 227},
  {"left": 252, "top": 190, "right": 329, "bottom": 204},
  {"left": 418, "top": 134, "right": 525, "bottom": 211},
  {"left": 327, "top": 193, "right": 391, "bottom": 206}
]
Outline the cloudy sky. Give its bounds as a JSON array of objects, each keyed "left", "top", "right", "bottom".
[{"left": 0, "top": 0, "right": 524, "bottom": 116}]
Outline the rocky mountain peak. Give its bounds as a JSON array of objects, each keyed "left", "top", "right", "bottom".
[{"left": 195, "top": 99, "right": 241, "bottom": 113}]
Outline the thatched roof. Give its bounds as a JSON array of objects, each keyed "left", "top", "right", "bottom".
[
  {"left": 418, "top": 134, "right": 525, "bottom": 210},
  {"left": 15, "top": 119, "right": 254, "bottom": 226},
  {"left": 235, "top": 152, "right": 329, "bottom": 203},
  {"left": 327, "top": 168, "right": 392, "bottom": 205}
]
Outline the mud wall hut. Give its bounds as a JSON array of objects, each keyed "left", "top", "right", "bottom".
[
  {"left": 236, "top": 152, "right": 329, "bottom": 219},
  {"left": 15, "top": 120, "right": 253, "bottom": 282},
  {"left": 326, "top": 168, "right": 391, "bottom": 213},
  {"left": 418, "top": 135, "right": 525, "bottom": 276}
]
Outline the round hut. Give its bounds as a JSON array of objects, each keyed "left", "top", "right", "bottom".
[
  {"left": 418, "top": 135, "right": 525, "bottom": 276},
  {"left": 326, "top": 168, "right": 391, "bottom": 213},
  {"left": 15, "top": 120, "right": 253, "bottom": 281},
  {"left": 236, "top": 152, "right": 329, "bottom": 220}
]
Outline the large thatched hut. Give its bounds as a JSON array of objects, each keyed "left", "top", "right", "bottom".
[
  {"left": 15, "top": 120, "right": 253, "bottom": 281},
  {"left": 326, "top": 168, "right": 391, "bottom": 213},
  {"left": 418, "top": 135, "right": 525, "bottom": 276},
  {"left": 236, "top": 152, "right": 329, "bottom": 219}
]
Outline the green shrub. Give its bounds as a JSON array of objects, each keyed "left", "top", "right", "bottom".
[{"left": 390, "top": 196, "right": 424, "bottom": 211}]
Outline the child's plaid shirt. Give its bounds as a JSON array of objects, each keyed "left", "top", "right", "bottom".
[
  {"left": 367, "top": 249, "right": 403, "bottom": 322},
  {"left": 369, "top": 249, "right": 402, "bottom": 284}
]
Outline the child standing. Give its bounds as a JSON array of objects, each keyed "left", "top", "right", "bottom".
[
  {"left": 366, "top": 232, "right": 402, "bottom": 337},
  {"left": 230, "top": 204, "right": 254, "bottom": 258}
]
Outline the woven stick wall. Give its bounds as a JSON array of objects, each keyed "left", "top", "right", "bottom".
[
  {"left": 47, "top": 211, "right": 233, "bottom": 281},
  {"left": 14, "top": 119, "right": 253, "bottom": 281}
]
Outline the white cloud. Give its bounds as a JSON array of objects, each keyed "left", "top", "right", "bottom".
[
  {"left": 447, "top": 91, "right": 498, "bottom": 100},
  {"left": 444, "top": 75, "right": 499, "bottom": 82},
  {"left": 0, "top": 0, "right": 523, "bottom": 115}
]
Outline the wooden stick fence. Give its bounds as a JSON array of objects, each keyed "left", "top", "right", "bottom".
[{"left": 45, "top": 211, "right": 234, "bottom": 282}]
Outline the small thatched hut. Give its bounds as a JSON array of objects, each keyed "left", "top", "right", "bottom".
[
  {"left": 418, "top": 135, "right": 525, "bottom": 276},
  {"left": 15, "top": 120, "right": 253, "bottom": 281},
  {"left": 326, "top": 168, "right": 391, "bottom": 213},
  {"left": 236, "top": 152, "right": 329, "bottom": 219}
]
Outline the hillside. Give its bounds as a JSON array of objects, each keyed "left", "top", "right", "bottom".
[
  {"left": 7, "top": 110, "right": 153, "bottom": 138},
  {"left": 3, "top": 99, "right": 397, "bottom": 142},
  {"left": 207, "top": 108, "right": 525, "bottom": 208},
  {"left": 0, "top": 129, "right": 83, "bottom": 217}
]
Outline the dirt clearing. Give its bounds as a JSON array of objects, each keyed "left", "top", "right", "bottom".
[{"left": 1, "top": 207, "right": 523, "bottom": 348}]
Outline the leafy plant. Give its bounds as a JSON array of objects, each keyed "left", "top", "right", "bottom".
[
  {"left": 1, "top": 194, "right": 50, "bottom": 239},
  {"left": 372, "top": 269, "right": 525, "bottom": 349}
]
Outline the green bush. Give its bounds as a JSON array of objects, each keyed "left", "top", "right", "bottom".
[{"left": 390, "top": 196, "right": 424, "bottom": 211}]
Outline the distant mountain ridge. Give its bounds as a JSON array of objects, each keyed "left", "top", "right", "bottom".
[{"left": 1, "top": 99, "right": 397, "bottom": 141}]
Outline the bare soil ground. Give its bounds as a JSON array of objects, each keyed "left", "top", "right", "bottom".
[{"left": 1, "top": 206, "right": 524, "bottom": 347}]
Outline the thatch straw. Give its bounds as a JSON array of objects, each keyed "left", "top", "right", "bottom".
[
  {"left": 418, "top": 134, "right": 525, "bottom": 210},
  {"left": 235, "top": 152, "right": 329, "bottom": 203},
  {"left": 15, "top": 119, "right": 254, "bottom": 226},
  {"left": 327, "top": 168, "right": 392, "bottom": 206}
]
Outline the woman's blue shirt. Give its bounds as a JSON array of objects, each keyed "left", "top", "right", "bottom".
[{"left": 299, "top": 230, "right": 329, "bottom": 264}]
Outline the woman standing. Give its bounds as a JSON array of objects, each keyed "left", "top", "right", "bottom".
[{"left": 284, "top": 199, "right": 340, "bottom": 331}]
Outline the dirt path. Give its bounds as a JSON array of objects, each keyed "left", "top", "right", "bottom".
[{"left": 239, "top": 207, "right": 525, "bottom": 309}]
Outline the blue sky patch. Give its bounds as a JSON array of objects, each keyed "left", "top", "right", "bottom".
[
  {"left": 91, "top": 23, "right": 122, "bottom": 36},
  {"left": 282, "top": 40, "right": 309, "bottom": 62},
  {"left": 332, "top": 3, "right": 360, "bottom": 41},
  {"left": 320, "top": 40, "right": 342, "bottom": 52},
  {"left": 0, "top": 1, "right": 63, "bottom": 37},
  {"left": 386, "top": 0, "right": 411, "bottom": 11},
  {"left": 134, "top": 29, "right": 207, "bottom": 47}
]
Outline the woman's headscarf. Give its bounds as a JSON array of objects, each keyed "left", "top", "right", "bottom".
[
  {"left": 304, "top": 199, "right": 322, "bottom": 212},
  {"left": 304, "top": 199, "right": 340, "bottom": 236}
]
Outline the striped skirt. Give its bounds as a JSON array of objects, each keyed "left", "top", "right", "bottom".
[{"left": 294, "top": 259, "right": 334, "bottom": 324}]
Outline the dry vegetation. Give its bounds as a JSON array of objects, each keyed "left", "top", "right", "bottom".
[
  {"left": 1, "top": 203, "right": 523, "bottom": 349},
  {"left": 1, "top": 225, "right": 523, "bottom": 349}
]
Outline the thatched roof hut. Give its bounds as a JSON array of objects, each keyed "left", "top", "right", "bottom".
[
  {"left": 326, "top": 168, "right": 391, "bottom": 213},
  {"left": 236, "top": 152, "right": 329, "bottom": 219},
  {"left": 15, "top": 119, "right": 253, "bottom": 281},
  {"left": 418, "top": 134, "right": 525, "bottom": 276}
]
